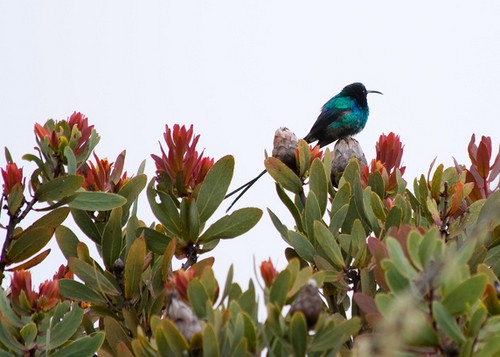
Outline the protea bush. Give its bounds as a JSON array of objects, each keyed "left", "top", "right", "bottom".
[{"left": 0, "top": 113, "right": 498, "bottom": 357}]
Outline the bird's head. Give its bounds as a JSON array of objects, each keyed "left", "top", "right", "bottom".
[{"left": 341, "top": 82, "right": 383, "bottom": 107}]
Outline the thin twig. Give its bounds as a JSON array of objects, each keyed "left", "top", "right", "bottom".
[
  {"left": 439, "top": 182, "right": 449, "bottom": 239},
  {"left": 0, "top": 197, "right": 37, "bottom": 283}
]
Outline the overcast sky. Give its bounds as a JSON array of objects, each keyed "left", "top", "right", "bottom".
[{"left": 1, "top": 1, "right": 499, "bottom": 289}]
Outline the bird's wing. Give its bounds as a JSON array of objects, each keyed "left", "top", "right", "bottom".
[
  {"left": 305, "top": 96, "right": 354, "bottom": 142},
  {"left": 304, "top": 106, "right": 351, "bottom": 143}
]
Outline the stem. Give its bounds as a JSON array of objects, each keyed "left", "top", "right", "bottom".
[
  {"left": 439, "top": 182, "right": 449, "bottom": 239},
  {"left": 0, "top": 197, "right": 37, "bottom": 283},
  {"left": 181, "top": 243, "right": 198, "bottom": 270}
]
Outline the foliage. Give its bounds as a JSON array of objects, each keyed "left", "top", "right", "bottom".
[{"left": 0, "top": 113, "right": 498, "bottom": 356}]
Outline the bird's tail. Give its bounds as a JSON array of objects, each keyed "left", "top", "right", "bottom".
[{"left": 225, "top": 169, "right": 267, "bottom": 212}]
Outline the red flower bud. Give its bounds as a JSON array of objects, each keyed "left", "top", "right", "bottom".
[
  {"left": 152, "top": 124, "right": 214, "bottom": 197},
  {"left": 260, "top": 259, "right": 279, "bottom": 287},
  {"left": 1, "top": 163, "right": 25, "bottom": 196}
]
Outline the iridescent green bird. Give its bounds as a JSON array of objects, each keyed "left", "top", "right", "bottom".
[{"left": 226, "top": 82, "right": 382, "bottom": 211}]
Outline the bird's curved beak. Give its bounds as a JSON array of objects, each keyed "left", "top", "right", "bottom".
[{"left": 367, "top": 90, "right": 383, "bottom": 95}]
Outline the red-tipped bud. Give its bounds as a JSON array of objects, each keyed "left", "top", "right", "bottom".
[
  {"left": 260, "top": 259, "right": 279, "bottom": 288},
  {"left": 1, "top": 163, "right": 25, "bottom": 196}
]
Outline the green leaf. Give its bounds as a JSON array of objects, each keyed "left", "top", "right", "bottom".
[
  {"left": 290, "top": 312, "right": 307, "bottom": 357},
  {"left": 304, "top": 191, "right": 321, "bottom": 239},
  {"left": 48, "top": 305, "right": 84, "bottom": 350},
  {"left": 141, "top": 227, "right": 173, "bottom": 255},
  {"left": 385, "top": 206, "right": 402, "bottom": 229},
  {"left": 203, "top": 324, "right": 220, "bottom": 357},
  {"left": 155, "top": 318, "right": 189, "bottom": 357},
  {"left": 221, "top": 265, "right": 234, "bottom": 301},
  {"left": 187, "top": 279, "right": 210, "bottom": 318},
  {"left": 382, "top": 260, "right": 411, "bottom": 292},
  {"left": 386, "top": 237, "right": 417, "bottom": 279},
  {"left": 35, "top": 175, "right": 84, "bottom": 202},
  {"left": 147, "top": 179, "right": 181, "bottom": 236},
  {"left": 430, "top": 163, "right": 444, "bottom": 200},
  {"left": 432, "top": 301, "right": 465, "bottom": 343},
  {"left": 362, "top": 187, "right": 381, "bottom": 236},
  {"left": 0, "top": 286, "right": 23, "bottom": 327},
  {"left": 267, "top": 208, "right": 290, "bottom": 244},
  {"left": 71, "top": 208, "right": 101, "bottom": 244},
  {"left": 49, "top": 332, "right": 105, "bottom": 357},
  {"left": 68, "top": 258, "right": 120, "bottom": 296},
  {"left": 7, "top": 249, "right": 51, "bottom": 271},
  {"left": 64, "top": 146, "right": 77, "bottom": 175},
  {"left": 407, "top": 231, "right": 423, "bottom": 270},
  {"left": 20, "top": 322, "right": 37, "bottom": 346},
  {"left": 196, "top": 155, "right": 234, "bottom": 223},
  {"left": 331, "top": 182, "right": 351, "bottom": 214},
  {"left": 117, "top": 174, "right": 147, "bottom": 223},
  {"left": 297, "top": 140, "right": 311, "bottom": 178},
  {"left": 199, "top": 207, "right": 262, "bottom": 242},
  {"left": 484, "top": 246, "right": 500, "bottom": 278},
  {"left": 32, "top": 207, "right": 70, "bottom": 229},
  {"left": 314, "top": 221, "right": 345, "bottom": 269},
  {"left": 125, "top": 215, "right": 140, "bottom": 253},
  {"left": 124, "top": 237, "right": 146, "bottom": 300},
  {"left": 7, "top": 226, "right": 54, "bottom": 263},
  {"left": 104, "top": 317, "right": 132, "bottom": 355},
  {"left": 102, "top": 207, "right": 123, "bottom": 271},
  {"left": 68, "top": 191, "right": 126, "bottom": 211},
  {"left": 310, "top": 317, "right": 361, "bottom": 352},
  {"left": 0, "top": 319, "right": 24, "bottom": 352},
  {"left": 7, "top": 184, "right": 24, "bottom": 215},
  {"left": 329, "top": 204, "right": 349, "bottom": 234},
  {"left": 55, "top": 226, "right": 80, "bottom": 259},
  {"left": 417, "top": 233, "right": 436, "bottom": 271},
  {"left": 58, "top": 279, "right": 107, "bottom": 306},
  {"left": 309, "top": 158, "right": 328, "bottom": 215},
  {"left": 370, "top": 191, "right": 386, "bottom": 220},
  {"left": 180, "top": 197, "right": 200, "bottom": 243},
  {"left": 442, "top": 274, "right": 487, "bottom": 316},
  {"left": 288, "top": 231, "right": 315, "bottom": 262},
  {"left": 275, "top": 184, "right": 304, "bottom": 233},
  {"left": 367, "top": 171, "right": 385, "bottom": 198},
  {"left": 265, "top": 156, "right": 303, "bottom": 194},
  {"left": 270, "top": 269, "right": 293, "bottom": 308}
]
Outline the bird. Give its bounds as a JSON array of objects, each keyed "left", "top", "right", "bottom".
[{"left": 225, "top": 82, "right": 382, "bottom": 211}]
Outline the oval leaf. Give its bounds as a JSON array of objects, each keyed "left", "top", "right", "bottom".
[
  {"left": 196, "top": 155, "right": 234, "bottom": 223},
  {"left": 314, "top": 221, "right": 345, "bottom": 270},
  {"left": 265, "top": 157, "right": 303, "bottom": 194},
  {"left": 35, "top": 175, "right": 84, "bottom": 202},
  {"left": 288, "top": 231, "right": 315, "bottom": 262},
  {"left": 199, "top": 208, "right": 262, "bottom": 242},
  {"left": 49, "top": 332, "right": 105, "bottom": 357},
  {"left": 58, "top": 279, "right": 107, "bottom": 306},
  {"left": 68, "top": 258, "right": 120, "bottom": 296},
  {"left": 7, "top": 226, "right": 54, "bottom": 263},
  {"left": 124, "top": 237, "right": 146, "bottom": 300},
  {"left": 290, "top": 312, "right": 307, "bottom": 357},
  {"left": 101, "top": 207, "right": 123, "bottom": 270},
  {"left": 68, "top": 191, "right": 126, "bottom": 211},
  {"left": 48, "top": 305, "right": 84, "bottom": 350}
]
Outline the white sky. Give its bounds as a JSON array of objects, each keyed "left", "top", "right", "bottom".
[{"left": 1, "top": 1, "right": 499, "bottom": 290}]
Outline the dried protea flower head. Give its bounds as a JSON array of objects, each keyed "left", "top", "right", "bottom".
[
  {"left": 272, "top": 127, "right": 298, "bottom": 171},
  {"left": 331, "top": 136, "right": 367, "bottom": 186},
  {"left": 164, "top": 291, "right": 203, "bottom": 341},
  {"left": 289, "top": 279, "right": 323, "bottom": 328}
]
